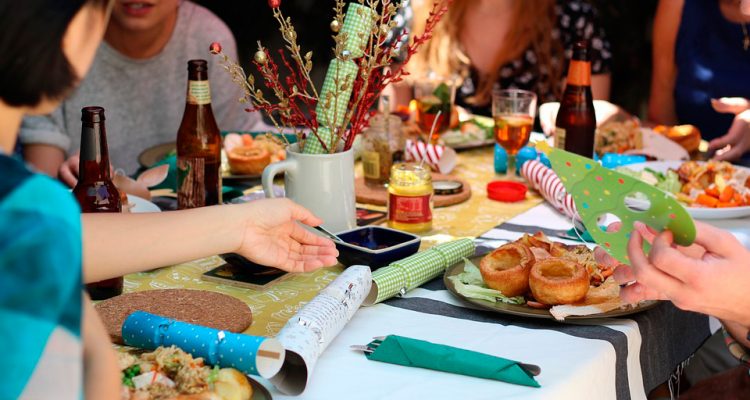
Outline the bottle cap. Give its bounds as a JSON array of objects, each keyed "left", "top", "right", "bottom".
[{"left": 487, "top": 180, "right": 527, "bottom": 202}]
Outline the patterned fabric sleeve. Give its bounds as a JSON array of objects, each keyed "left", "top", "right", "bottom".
[{"left": 557, "top": 0, "right": 612, "bottom": 75}]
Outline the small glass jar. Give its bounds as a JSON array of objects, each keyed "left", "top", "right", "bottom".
[
  {"left": 387, "top": 163, "right": 433, "bottom": 233},
  {"left": 362, "top": 113, "right": 405, "bottom": 187}
]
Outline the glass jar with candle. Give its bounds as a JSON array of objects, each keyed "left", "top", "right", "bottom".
[{"left": 387, "top": 163, "right": 433, "bottom": 233}]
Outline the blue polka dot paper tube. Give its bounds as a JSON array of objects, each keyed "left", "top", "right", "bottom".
[
  {"left": 122, "top": 311, "right": 285, "bottom": 378},
  {"left": 543, "top": 144, "right": 696, "bottom": 263}
]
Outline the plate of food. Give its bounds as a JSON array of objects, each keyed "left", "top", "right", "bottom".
[
  {"left": 137, "top": 131, "right": 294, "bottom": 181},
  {"left": 618, "top": 160, "right": 750, "bottom": 220},
  {"left": 438, "top": 114, "right": 496, "bottom": 150},
  {"left": 444, "top": 232, "right": 658, "bottom": 321},
  {"left": 539, "top": 100, "right": 691, "bottom": 160},
  {"left": 119, "top": 345, "right": 271, "bottom": 400}
]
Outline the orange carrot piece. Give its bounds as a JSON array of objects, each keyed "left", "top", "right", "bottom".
[
  {"left": 719, "top": 186, "right": 735, "bottom": 202},
  {"left": 696, "top": 193, "right": 719, "bottom": 207},
  {"left": 717, "top": 201, "right": 739, "bottom": 208},
  {"left": 705, "top": 186, "right": 720, "bottom": 197},
  {"left": 733, "top": 192, "right": 743, "bottom": 203}
]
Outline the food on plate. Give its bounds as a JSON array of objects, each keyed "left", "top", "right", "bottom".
[
  {"left": 619, "top": 161, "right": 750, "bottom": 208},
  {"left": 675, "top": 160, "right": 750, "bottom": 207},
  {"left": 594, "top": 120, "right": 643, "bottom": 156},
  {"left": 652, "top": 124, "right": 701, "bottom": 153},
  {"left": 529, "top": 258, "right": 589, "bottom": 305},
  {"left": 438, "top": 117, "right": 494, "bottom": 147},
  {"left": 224, "top": 133, "right": 286, "bottom": 175},
  {"left": 119, "top": 345, "right": 252, "bottom": 400},
  {"left": 452, "top": 232, "right": 618, "bottom": 310},
  {"left": 479, "top": 242, "right": 535, "bottom": 296},
  {"left": 227, "top": 146, "right": 271, "bottom": 175}
]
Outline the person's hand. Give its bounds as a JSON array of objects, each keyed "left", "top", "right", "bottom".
[
  {"left": 235, "top": 198, "right": 339, "bottom": 273},
  {"left": 58, "top": 154, "right": 80, "bottom": 187},
  {"left": 614, "top": 221, "right": 750, "bottom": 326},
  {"left": 708, "top": 98, "right": 750, "bottom": 161}
]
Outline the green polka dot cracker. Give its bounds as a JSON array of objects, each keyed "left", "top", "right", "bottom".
[{"left": 540, "top": 144, "right": 696, "bottom": 263}]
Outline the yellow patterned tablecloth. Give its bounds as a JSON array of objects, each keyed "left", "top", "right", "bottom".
[{"left": 124, "top": 146, "right": 542, "bottom": 336}]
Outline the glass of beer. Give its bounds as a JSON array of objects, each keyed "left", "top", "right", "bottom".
[
  {"left": 492, "top": 89, "right": 537, "bottom": 179},
  {"left": 414, "top": 74, "right": 456, "bottom": 143}
]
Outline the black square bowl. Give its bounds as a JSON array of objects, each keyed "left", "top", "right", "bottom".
[{"left": 334, "top": 226, "right": 421, "bottom": 270}]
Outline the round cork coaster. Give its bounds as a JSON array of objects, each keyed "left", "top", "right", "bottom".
[
  {"left": 95, "top": 289, "right": 253, "bottom": 344},
  {"left": 355, "top": 173, "right": 472, "bottom": 207}
]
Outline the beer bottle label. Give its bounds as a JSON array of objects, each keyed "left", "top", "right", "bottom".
[
  {"left": 187, "top": 80, "right": 212, "bottom": 105},
  {"left": 554, "top": 127, "right": 566, "bottom": 149},
  {"left": 362, "top": 151, "right": 380, "bottom": 179}
]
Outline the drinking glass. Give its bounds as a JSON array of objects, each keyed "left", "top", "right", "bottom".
[
  {"left": 492, "top": 89, "right": 537, "bottom": 179},
  {"left": 414, "top": 74, "right": 456, "bottom": 144}
]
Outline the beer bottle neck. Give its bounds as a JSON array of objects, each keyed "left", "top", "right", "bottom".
[
  {"left": 78, "top": 122, "right": 111, "bottom": 182},
  {"left": 565, "top": 59, "right": 592, "bottom": 87}
]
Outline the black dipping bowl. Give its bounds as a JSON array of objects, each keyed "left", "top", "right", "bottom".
[{"left": 335, "top": 226, "right": 421, "bottom": 270}]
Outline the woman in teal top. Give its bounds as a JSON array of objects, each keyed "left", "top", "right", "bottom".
[{"left": 0, "top": 1, "right": 338, "bottom": 397}]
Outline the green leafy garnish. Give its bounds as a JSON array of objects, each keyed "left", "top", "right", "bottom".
[
  {"left": 432, "top": 82, "right": 451, "bottom": 104},
  {"left": 449, "top": 258, "right": 526, "bottom": 305},
  {"left": 207, "top": 365, "right": 220, "bottom": 385},
  {"left": 122, "top": 364, "right": 141, "bottom": 388}
]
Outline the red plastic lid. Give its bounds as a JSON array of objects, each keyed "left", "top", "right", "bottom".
[{"left": 487, "top": 180, "right": 527, "bottom": 202}]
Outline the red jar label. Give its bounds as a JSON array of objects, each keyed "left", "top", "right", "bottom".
[{"left": 388, "top": 194, "right": 432, "bottom": 223}]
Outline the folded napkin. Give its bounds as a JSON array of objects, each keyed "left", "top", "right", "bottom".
[
  {"left": 364, "top": 238, "right": 475, "bottom": 305},
  {"left": 364, "top": 335, "right": 540, "bottom": 388},
  {"left": 122, "top": 311, "right": 285, "bottom": 378}
]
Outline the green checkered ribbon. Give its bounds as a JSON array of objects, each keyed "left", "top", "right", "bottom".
[
  {"left": 368, "top": 239, "right": 475, "bottom": 305},
  {"left": 306, "top": 58, "right": 358, "bottom": 154},
  {"left": 340, "top": 3, "right": 376, "bottom": 58}
]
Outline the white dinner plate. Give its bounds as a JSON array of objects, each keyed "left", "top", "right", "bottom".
[
  {"left": 626, "top": 161, "right": 750, "bottom": 220},
  {"left": 127, "top": 194, "right": 161, "bottom": 213}
]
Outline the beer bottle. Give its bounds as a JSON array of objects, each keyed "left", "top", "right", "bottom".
[
  {"left": 177, "top": 59, "right": 222, "bottom": 209},
  {"left": 554, "top": 40, "right": 597, "bottom": 157},
  {"left": 72, "top": 106, "right": 124, "bottom": 300}
]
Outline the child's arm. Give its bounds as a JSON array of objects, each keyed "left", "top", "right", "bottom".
[
  {"left": 83, "top": 297, "right": 120, "bottom": 399},
  {"left": 81, "top": 198, "right": 338, "bottom": 283}
]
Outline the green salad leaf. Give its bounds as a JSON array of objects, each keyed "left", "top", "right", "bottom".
[{"left": 616, "top": 166, "right": 681, "bottom": 195}]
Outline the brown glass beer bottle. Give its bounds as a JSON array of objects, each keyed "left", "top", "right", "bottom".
[
  {"left": 72, "top": 106, "right": 124, "bottom": 300},
  {"left": 177, "top": 59, "right": 222, "bottom": 209},
  {"left": 554, "top": 41, "right": 597, "bottom": 157}
]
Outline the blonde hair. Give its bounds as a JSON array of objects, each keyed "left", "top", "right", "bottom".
[{"left": 409, "top": 0, "right": 562, "bottom": 104}]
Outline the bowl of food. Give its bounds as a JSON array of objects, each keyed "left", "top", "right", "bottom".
[{"left": 334, "top": 226, "right": 421, "bottom": 270}]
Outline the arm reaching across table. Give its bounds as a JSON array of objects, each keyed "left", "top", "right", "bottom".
[{"left": 81, "top": 198, "right": 339, "bottom": 283}]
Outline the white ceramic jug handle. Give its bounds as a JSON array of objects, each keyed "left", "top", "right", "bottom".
[{"left": 262, "top": 159, "right": 296, "bottom": 198}]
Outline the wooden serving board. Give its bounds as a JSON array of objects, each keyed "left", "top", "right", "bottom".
[{"left": 355, "top": 173, "right": 472, "bottom": 207}]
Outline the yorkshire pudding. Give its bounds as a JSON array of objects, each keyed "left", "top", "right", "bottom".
[
  {"left": 227, "top": 146, "right": 271, "bottom": 175},
  {"left": 479, "top": 243, "right": 535, "bottom": 297},
  {"left": 529, "top": 258, "right": 589, "bottom": 305}
]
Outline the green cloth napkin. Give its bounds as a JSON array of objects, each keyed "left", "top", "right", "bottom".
[
  {"left": 365, "top": 335, "right": 540, "bottom": 388},
  {"left": 340, "top": 3, "right": 376, "bottom": 58},
  {"left": 369, "top": 238, "right": 475, "bottom": 304}
]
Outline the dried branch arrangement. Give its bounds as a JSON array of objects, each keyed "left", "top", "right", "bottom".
[{"left": 210, "top": 0, "right": 453, "bottom": 154}]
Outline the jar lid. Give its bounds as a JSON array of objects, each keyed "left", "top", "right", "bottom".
[
  {"left": 433, "top": 180, "right": 463, "bottom": 195},
  {"left": 487, "top": 181, "right": 527, "bottom": 202}
]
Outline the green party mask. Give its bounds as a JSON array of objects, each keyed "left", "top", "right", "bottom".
[{"left": 537, "top": 142, "right": 696, "bottom": 263}]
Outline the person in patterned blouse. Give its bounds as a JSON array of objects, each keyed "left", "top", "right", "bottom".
[{"left": 390, "top": 0, "right": 612, "bottom": 116}]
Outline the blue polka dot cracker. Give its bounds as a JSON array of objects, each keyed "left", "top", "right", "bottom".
[
  {"left": 536, "top": 142, "right": 696, "bottom": 263},
  {"left": 122, "top": 311, "right": 285, "bottom": 378}
]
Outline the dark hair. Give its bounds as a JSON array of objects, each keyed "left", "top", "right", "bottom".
[{"left": 0, "top": 0, "right": 107, "bottom": 107}]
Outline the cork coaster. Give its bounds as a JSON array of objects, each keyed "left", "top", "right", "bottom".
[
  {"left": 95, "top": 289, "right": 253, "bottom": 344},
  {"left": 355, "top": 173, "right": 472, "bottom": 207}
]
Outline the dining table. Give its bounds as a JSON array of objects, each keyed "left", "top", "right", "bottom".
[{"left": 122, "top": 144, "right": 725, "bottom": 400}]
